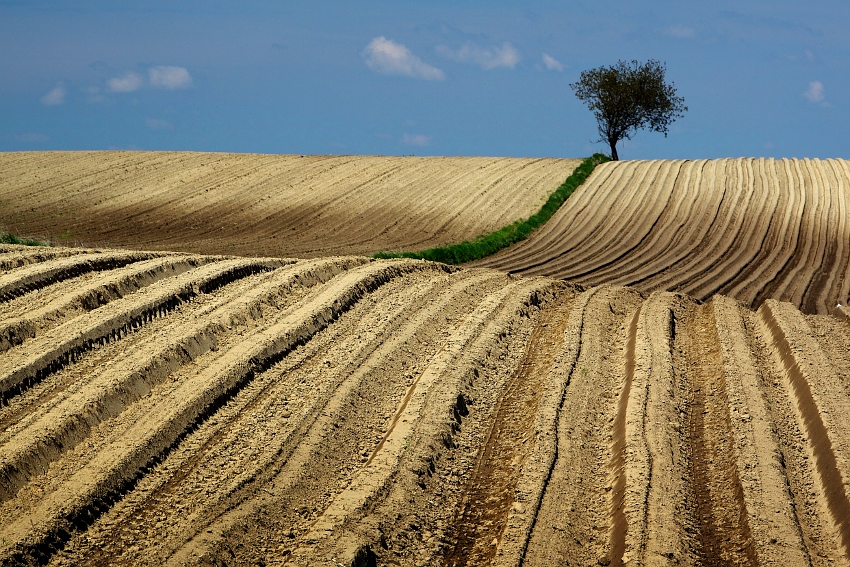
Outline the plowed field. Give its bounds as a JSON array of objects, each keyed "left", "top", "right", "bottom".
[
  {"left": 3, "top": 246, "right": 850, "bottom": 567},
  {"left": 476, "top": 158, "right": 850, "bottom": 314},
  {"left": 0, "top": 152, "right": 579, "bottom": 258}
]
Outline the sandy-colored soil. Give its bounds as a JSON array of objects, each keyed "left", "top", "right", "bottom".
[
  {"left": 475, "top": 158, "right": 850, "bottom": 314},
  {"left": 0, "top": 152, "right": 579, "bottom": 258},
  {"left": 2, "top": 246, "right": 850, "bottom": 566}
]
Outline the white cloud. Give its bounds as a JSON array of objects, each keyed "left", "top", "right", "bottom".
[
  {"left": 663, "top": 25, "right": 696, "bottom": 39},
  {"left": 41, "top": 84, "right": 65, "bottom": 106},
  {"left": 146, "top": 118, "right": 174, "bottom": 131},
  {"left": 401, "top": 133, "right": 431, "bottom": 147},
  {"left": 148, "top": 66, "right": 192, "bottom": 89},
  {"left": 85, "top": 86, "right": 106, "bottom": 104},
  {"left": 804, "top": 81, "right": 828, "bottom": 106},
  {"left": 108, "top": 72, "right": 143, "bottom": 93},
  {"left": 542, "top": 53, "right": 564, "bottom": 71},
  {"left": 436, "top": 41, "right": 520, "bottom": 70},
  {"left": 363, "top": 37, "right": 445, "bottom": 80}
]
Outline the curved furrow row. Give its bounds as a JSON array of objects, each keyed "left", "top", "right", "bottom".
[
  {"left": 635, "top": 158, "right": 749, "bottom": 297},
  {"left": 675, "top": 159, "right": 774, "bottom": 301},
  {"left": 524, "top": 160, "right": 665, "bottom": 277},
  {"left": 481, "top": 158, "right": 850, "bottom": 314},
  {"left": 0, "top": 247, "right": 92, "bottom": 272},
  {"left": 316, "top": 158, "right": 544, "bottom": 253},
  {"left": 796, "top": 160, "right": 844, "bottom": 314},
  {"left": 765, "top": 160, "right": 826, "bottom": 310},
  {"left": 0, "top": 258, "right": 287, "bottom": 405},
  {"left": 558, "top": 161, "right": 681, "bottom": 279},
  {"left": 0, "top": 259, "right": 445, "bottom": 565},
  {"left": 486, "top": 288, "right": 850, "bottom": 567},
  {"left": 472, "top": 160, "right": 625, "bottom": 271},
  {"left": 66, "top": 268, "right": 497, "bottom": 567},
  {"left": 287, "top": 276, "right": 565, "bottom": 567},
  {"left": 834, "top": 161, "right": 850, "bottom": 307},
  {"left": 517, "top": 285, "right": 643, "bottom": 567},
  {"left": 734, "top": 159, "right": 806, "bottom": 308},
  {"left": 0, "top": 251, "right": 165, "bottom": 303},
  {"left": 578, "top": 160, "right": 703, "bottom": 286},
  {"left": 0, "top": 255, "right": 213, "bottom": 352},
  {"left": 0, "top": 259, "right": 333, "bottom": 439},
  {"left": 0, "top": 257, "right": 365, "bottom": 504},
  {"left": 619, "top": 159, "right": 734, "bottom": 291},
  {"left": 442, "top": 288, "right": 577, "bottom": 567},
  {"left": 755, "top": 301, "right": 850, "bottom": 560}
]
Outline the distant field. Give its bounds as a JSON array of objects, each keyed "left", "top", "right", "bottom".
[
  {"left": 476, "top": 158, "right": 850, "bottom": 314},
  {"left": 0, "top": 151, "right": 580, "bottom": 258}
]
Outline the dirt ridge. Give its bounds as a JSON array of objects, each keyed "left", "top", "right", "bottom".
[{"left": 1, "top": 246, "right": 850, "bottom": 566}]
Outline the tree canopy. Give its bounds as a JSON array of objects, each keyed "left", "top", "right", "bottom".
[{"left": 570, "top": 59, "right": 687, "bottom": 160}]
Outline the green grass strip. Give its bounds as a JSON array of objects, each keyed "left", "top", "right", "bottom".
[
  {"left": 373, "top": 153, "right": 610, "bottom": 264},
  {"left": 0, "top": 231, "right": 51, "bottom": 247}
]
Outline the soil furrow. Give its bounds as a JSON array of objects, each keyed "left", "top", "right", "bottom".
[
  {"left": 0, "top": 152, "right": 578, "bottom": 258},
  {"left": 490, "top": 284, "right": 597, "bottom": 567},
  {"left": 0, "top": 251, "right": 161, "bottom": 302},
  {"left": 53, "top": 266, "right": 481, "bottom": 566},
  {"left": 0, "top": 260, "right": 435, "bottom": 565},
  {"left": 679, "top": 301, "right": 757, "bottom": 566},
  {"left": 609, "top": 306, "right": 640, "bottom": 567},
  {"left": 0, "top": 258, "right": 284, "bottom": 404},
  {"left": 522, "top": 285, "right": 643, "bottom": 567},
  {"left": 443, "top": 288, "right": 577, "bottom": 567},
  {"left": 0, "top": 248, "right": 90, "bottom": 273},
  {"left": 0, "top": 258, "right": 361, "bottom": 505},
  {"left": 712, "top": 295, "right": 810, "bottom": 566},
  {"left": 0, "top": 255, "right": 210, "bottom": 352},
  {"left": 758, "top": 301, "right": 850, "bottom": 559},
  {"left": 480, "top": 158, "right": 850, "bottom": 314},
  {"left": 287, "top": 276, "right": 544, "bottom": 565}
]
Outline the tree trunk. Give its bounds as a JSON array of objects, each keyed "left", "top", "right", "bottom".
[{"left": 608, "top": 138, "right": 619, "bottom": 160}]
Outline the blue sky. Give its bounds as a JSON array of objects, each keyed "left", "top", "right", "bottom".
[{"left": 1, "top": 0, "right": 848, "bottom": 159}]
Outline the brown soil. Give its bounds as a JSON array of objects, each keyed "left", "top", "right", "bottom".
[
  {"left": 0, "top": 152, "right": 579, "bottom": 259},
  {"left": 475, "top": 158, "right": 850, "bottom": 314},
  {"left": 3, "top": 247, "right": 850, "bottom": 567}
]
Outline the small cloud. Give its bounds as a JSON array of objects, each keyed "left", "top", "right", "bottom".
[
  {"left": 805, "top": 49, "right": 815, "bottom": 62},
  {"left": 436, "top": 41, "right": 520, "bottom": 70},
  {"left": 663, "top": 25, "right": 696, "bottom": 39},
  {"left": 804, "top": 81, "right": 829, "bottom": 106},
  {"left": 108, "top": 72, "right": 143, "bottom": 93},
  {"left": 363, "top": 37, "right": 445, "bottom": 80},
  {"left": 401, "top": 133, "right": 431, "bottom": 147},
  {"left": 148, "top": 66, "right": 192, "bottom": 89},
  {"left": 542, "top": 53, "right": 564, "bottom": 71},
  {"left": 13, "top": 132, "right": 49, "bottom": 143},
  {"left": 41, "top": 84, "right": 65, "bottom": 106},
  {"left": 145, "top": 118, "right": 174, "bottom": 131},
  {"left": 85, "top": 86, "right": 106, "bottom": 104}
]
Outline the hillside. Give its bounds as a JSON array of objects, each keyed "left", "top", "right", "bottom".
[
  {"left": 475, "top": 158, "right": 850, "bottom": 314},
  {"left": 0, "top": 152, "right": 579, "bottom": 258},
  {"left": 1, "top": 246, "right": 850, "bottom": 566}
]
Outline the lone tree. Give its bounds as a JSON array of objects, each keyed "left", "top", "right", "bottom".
[{"left": 570, "top": 59, "right": 686, "bottom": 160}]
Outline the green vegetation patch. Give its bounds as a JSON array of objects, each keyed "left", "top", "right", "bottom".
[
  {"left": 0, "top": 231, "right": 51, "bottom": 247},
  {"left": 374, "top": 153, "right": 610, "bottom": 264}
]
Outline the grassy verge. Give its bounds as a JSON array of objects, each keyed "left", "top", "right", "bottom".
[
  {"left": 0, "top": 231, "right": 51, "bottom": 247},
  {"left": 373, "top": 153, "right": 610, "bottom": 264}
]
